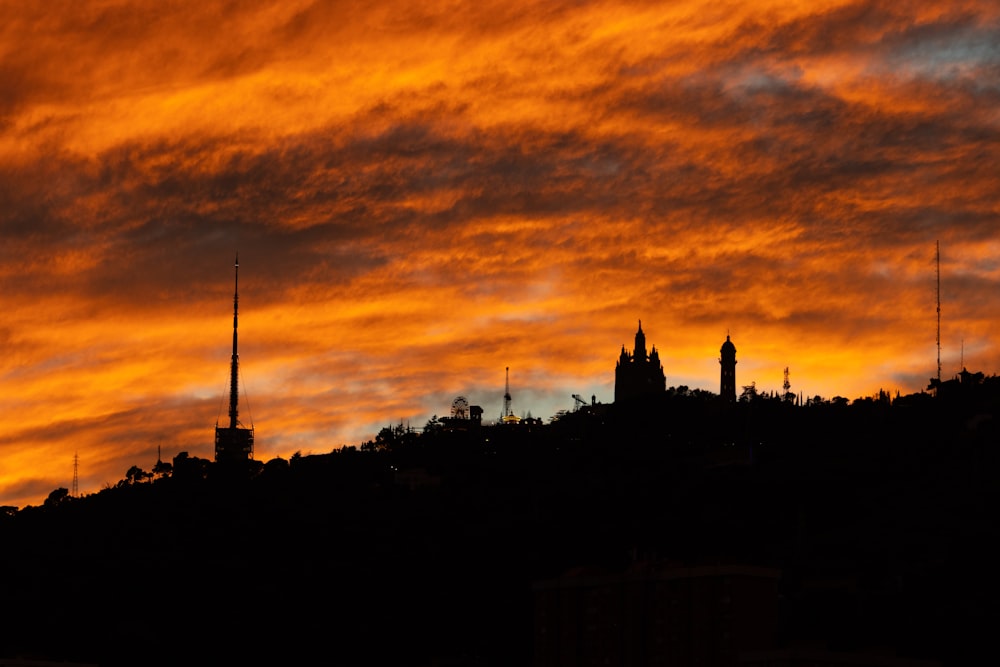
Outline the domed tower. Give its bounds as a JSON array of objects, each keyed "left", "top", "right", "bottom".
[
  {"left": 615, "top": 321, "right": 666, "bottom": 403},
  {"left": 719, "top": 334, "right": 737, "bottom": 403}
]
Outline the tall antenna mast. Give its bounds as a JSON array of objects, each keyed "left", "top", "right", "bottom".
[
  {"left": 228, "top": 253, "right": 240, "bottom": 430},
  {"left": 72, "top": 452, "right": 79, "bottom": 498},
  {"left": 215, "top": 253, "right": 254, "bottom": 462},
  {"left": 503, "top": 366, "right": 512, "bottom": 419},
  {"left": 936, "top": 241, "right": 941, "bottom": 385}
]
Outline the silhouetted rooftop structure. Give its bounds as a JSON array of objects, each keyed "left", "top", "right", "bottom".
[
  {"left": 928, "top": 367, "right": 987, "bottom": 400},
  {"left": 615, "top": 321, "right": 666, "bottom": 403}
]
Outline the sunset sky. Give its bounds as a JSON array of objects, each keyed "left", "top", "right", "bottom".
[{"left": 2, "top": 0, "right": 998, "bottom": 507}]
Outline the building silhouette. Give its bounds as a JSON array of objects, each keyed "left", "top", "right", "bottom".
[
  {"left": 215, "top": 255, "right": 254, "bottom": 463},
  {"left": 928, "top": 366, "right": 986, "bottom": 399},
  {"left": 615, "top": 321, "right": 666, "bottom": 403},
  {"left": 533, "top": 563, "right": 780, "bottom": 667},
  {"left": 720, "top": 334, "right": 737, "bottom": 402}
]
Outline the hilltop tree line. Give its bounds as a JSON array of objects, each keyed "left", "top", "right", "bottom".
[{"left": 1, "top": 381, "right": 997, "bottom": 665}]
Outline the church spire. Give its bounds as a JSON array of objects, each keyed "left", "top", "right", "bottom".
[{"left": 633, "top": 320, "right": 647, "bottom": 362}]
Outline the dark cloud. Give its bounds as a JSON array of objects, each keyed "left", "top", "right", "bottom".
[{"left": 0, "top": 477, "right": 61, "bottom": 508}]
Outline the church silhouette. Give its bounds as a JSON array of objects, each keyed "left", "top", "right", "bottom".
[
  {"left": 615, "top": 322, "right": 738, "bottom": 402},
  {"left": 614, "top": 321, "right": 666, "bottom": 402}
]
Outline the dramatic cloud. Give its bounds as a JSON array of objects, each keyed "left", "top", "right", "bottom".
[{"left": 2, "top": 0, "right": 998, "bottom": 507}]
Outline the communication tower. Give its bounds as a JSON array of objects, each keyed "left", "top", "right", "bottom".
[
  {"left": 215, "top": 254, "right": 254, "bottom": 463},
  {"left": 72, "top": 452, "right": 79, "bottom": 498},
  {"left": 501, "top": 367, "right": 520, "bottom": 423},
  {"left": 936, "top": 240, "right": 942, "bottom": 385}
]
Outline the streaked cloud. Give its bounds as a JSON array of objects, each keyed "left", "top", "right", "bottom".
[{"left": 1, "top": 0, "right": 998, "bottom": 507}]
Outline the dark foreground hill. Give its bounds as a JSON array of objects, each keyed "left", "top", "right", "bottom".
[{"left": 1, "top": 388, "right": 997, "bottom": 666}]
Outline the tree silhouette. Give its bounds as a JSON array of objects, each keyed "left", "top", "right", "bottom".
[
  {"left": 151, "top": 458, "right": 173, "bottom": 481},
  {"left": 124, "top": 465, "right": 152, "bottom": 486},
  {"left": 43, "top": 487, "right": 70, "bottom": 508}
]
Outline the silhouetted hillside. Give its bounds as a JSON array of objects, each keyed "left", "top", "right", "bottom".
[{"left": 1, "top": 387, "right": 997, "bottom": 666}]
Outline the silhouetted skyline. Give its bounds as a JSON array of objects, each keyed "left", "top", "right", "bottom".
[
  {"left": 3, "top": 370, "right": 996, "bottom": 665},
  {"left": 1, "top": 2, "right": 999, "bottom": 508}
]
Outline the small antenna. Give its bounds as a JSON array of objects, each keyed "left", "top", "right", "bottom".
[{"left": 503, "top": 366, "right": 512, "bottom": 419}]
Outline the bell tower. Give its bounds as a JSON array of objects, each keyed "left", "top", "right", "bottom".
[{"left": 719, "top": 334, "right": 737, "bottom": 403}]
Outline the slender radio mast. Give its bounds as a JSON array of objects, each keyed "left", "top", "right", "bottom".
[
  {"left": 228, "top": 254, "right": 240, "bottom": 430},
  {"left": 936, "top": 241, "right": 941, "bottom": 385},
  {"left": 72, "top": 451, "right": 79, "bottom": 498},
  {"left": 214, "top": 254, "right": 254, "bottom": 462}
]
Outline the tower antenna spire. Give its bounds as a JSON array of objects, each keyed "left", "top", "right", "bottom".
[
  {"left": 215, "top": 253, "right": 254, "bottom": 462},
  {"left": 936, "top": 241, "right": 941, "bottom": 385},
  {"left": 228, "top": 253, "right": 240, "bottom": 429}
]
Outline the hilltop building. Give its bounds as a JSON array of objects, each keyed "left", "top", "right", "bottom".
[
  {"left": 720, "top": 335, "right": 737, "bottom": 402},
  {"left": 615, "top": 321, "right": 666, "bottom": 403},
  {"left": 534, "top": 563, "right": 780, "bottom": 667},
  {"left": 929, "top": 367, "right": 985, "bottom": 398}
]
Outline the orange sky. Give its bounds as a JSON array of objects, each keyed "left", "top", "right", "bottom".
[{"left": 2, "top": 0, "right": 999, "bottom": 507}]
